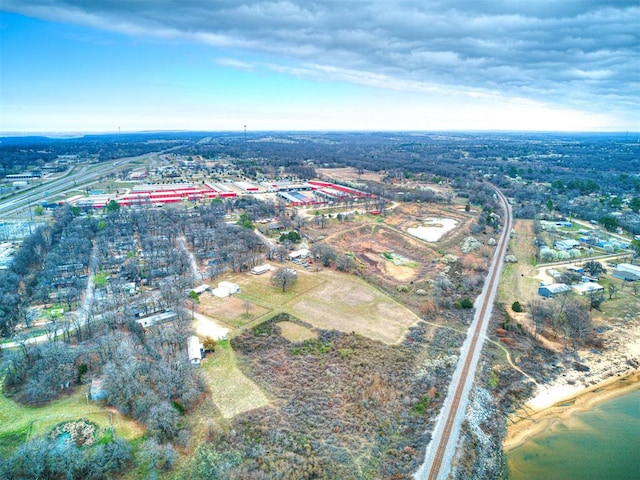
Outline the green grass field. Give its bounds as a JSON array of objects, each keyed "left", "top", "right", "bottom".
[
  {"left": 201, "top": 342, "right": 270, "bottom": 419},
  {"left": 0, "top": 382, "right": 144, "bottom": 455}
]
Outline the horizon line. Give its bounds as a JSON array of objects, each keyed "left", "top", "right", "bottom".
[{"left": 1, "top": 128, "right": 639, "bottom": 138}]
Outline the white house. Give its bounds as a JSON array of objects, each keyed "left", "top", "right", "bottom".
[
  {"left": 288, "top": 249, "right": 310, "bottom": 260},
  {"left": 251, "top": 264, "right": 272, "bottom": 275},
  {"left": 572, "top": 282, "right": 604, "bottom": 296},
  {"left": 187, "top": 335, "right": 204, "bottom": 365},
  {"left": 211, "top": 287, "right": 230, "bottom": 298},
  {"left": 218, "top": 281, "right": 240, "bottom": 294}
]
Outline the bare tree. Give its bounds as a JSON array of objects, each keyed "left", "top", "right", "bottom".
[
  {"left": 270, "top": 268, "right": 298, "bottom": 292},
  {"left": 586, "top": 289, "right": 605, "bottom": 311},
  {"left": 564, "top": 300, "right": 591, "bottom": 350},
  {"left": 275, "top": 245, "right": 288, "bottom": 263},
  {"left": 527, "top": 299, "right": 549, "bottom": 338},
  {"left": 311, "top": 243, "right": 336, "bottom": 267},
  {"left": 242, "top": 299, "right": 253, "bottom": 316},
  {"left": 336, "top": 253, "right": 354, "bottom": 272}
]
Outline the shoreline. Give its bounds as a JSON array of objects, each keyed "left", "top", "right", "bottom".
[{"left": 503, "top": 368, "right": 640, "bottom": 451}]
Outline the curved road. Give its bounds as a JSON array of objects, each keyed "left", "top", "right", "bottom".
[{"left": 415, "top": 187, "right": 513, "bottom": 480}]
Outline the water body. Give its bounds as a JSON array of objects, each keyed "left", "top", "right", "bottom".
[{"left": 508, "top": 389, "right": 640, "bottom": 480}]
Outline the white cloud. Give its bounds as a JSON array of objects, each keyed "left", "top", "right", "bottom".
[
  {"left": 215, "top": 58, "right": 255, "bottom": 71},
  {"left": 2, "top": 0, "right": 638, "bottom": 130}
]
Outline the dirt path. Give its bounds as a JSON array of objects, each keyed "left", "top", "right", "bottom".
[{"left": 192, "top": 311, "right": 230, "bottom": 340}]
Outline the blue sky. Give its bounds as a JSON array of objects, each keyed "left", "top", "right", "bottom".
[{"left": 1, "top": 1, "right": 638, "bottom": 133}]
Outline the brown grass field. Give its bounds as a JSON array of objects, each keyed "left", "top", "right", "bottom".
[
  {"left": 286, "top": 271, "right": 422, "bottom": 345},
  {"left": 197, "top": 293, "right": 271, "bottom": 328},
  {"left": 200, "top": 266, "right": 421, "bottom": 345}
]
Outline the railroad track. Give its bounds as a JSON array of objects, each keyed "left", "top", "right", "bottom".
[{"left": 417, "top": 187, "right": 513, "bottom": 480}]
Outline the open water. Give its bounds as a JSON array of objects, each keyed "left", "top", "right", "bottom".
[{"left": 507, "top": 388, "right": 640, "bottom": 480}]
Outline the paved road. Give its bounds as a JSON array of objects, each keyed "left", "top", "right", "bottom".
[
  {"left": 415, "top": 187, "right": 513, "bottom": 480},
  {"left": 0, "top": 152, "right": 163, "bottom": 218}
]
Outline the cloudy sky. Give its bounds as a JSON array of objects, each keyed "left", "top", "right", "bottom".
[{"left": 1, "top": 0, "right": 638, "bottom": 133}]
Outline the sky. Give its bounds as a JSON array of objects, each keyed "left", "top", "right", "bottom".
[{"left": 0, "top": 0, "right": 638, "bottom": 133}]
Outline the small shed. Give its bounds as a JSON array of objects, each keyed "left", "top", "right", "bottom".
[
  {"left": 188, "top": 335, "right": 204, "bottom": 365},
  {"left": 538, "top": 283, "right": 571, "bottom": 298},
  {"left": 547, "top": 269, "right": 562, "bottom": 279},
  {"left": 566, "top": 265, "right": 584, "bottom": 274}
]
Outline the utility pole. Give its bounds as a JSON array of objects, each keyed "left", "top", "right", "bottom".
[
  {"left": 244, "top": 125, "right": 247, "bottom": 159},
  {"left": 27, "top": 202, "right": 33, "bottom": 235}
]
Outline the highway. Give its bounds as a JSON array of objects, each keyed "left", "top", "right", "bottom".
[
  {"left": 0, "top": 152, "right": 163, "bottom": 218},
  {"left": 415, "top": 187, "right": 513, "bottom": 480}
]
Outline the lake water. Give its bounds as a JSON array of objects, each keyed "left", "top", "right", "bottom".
[{"left": 508, "top": 388, "right": 640, "bottom": 480}]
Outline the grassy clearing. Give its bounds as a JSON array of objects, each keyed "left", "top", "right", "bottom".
[
  {"left": 594, "top": 280, "right": 640, "bottom": 321},
  {"left": 0, "top": 382, "right": 144, "bottom": 454},
  {"left": 201, "top": 342, "right": 270, "bottom": 419},
  {"left": 278, "top": 321, "right": 317, "bottom": 342},
  {"left": 498, "top": 220, "right": 540, "bottom": 306},
  {"left": 235, "top": 269, "right": 325, "bottom": 309}
]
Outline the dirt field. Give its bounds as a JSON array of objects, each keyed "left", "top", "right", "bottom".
[
  {"left": 196, "top": 291, "right": 271, "bottom": 328},
  {"left": 333, "top": 224, "right": 437, "bottom": 284},
  {"left": 386, "top": 203, "right": 473, "bottom": 249},
  {"left": 324, "top": 203, "right": 478, "bottom": 292},
  {"left": 316, "top": 166, "right": 385, "bottom": 183},
  {"left": 286, "top": 270, "right": 422, "bottom": 345}
]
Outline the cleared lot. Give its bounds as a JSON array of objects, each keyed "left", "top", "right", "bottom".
[{"left": 202, "top": 267, "right": 421, "bottom": 345}]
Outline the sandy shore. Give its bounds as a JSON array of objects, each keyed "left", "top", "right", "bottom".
[
  {"left": 504, "top": 368, "right": 640, "bottom": 451},
  {"left": 504, "top": 311, "right": 640, "bottom": 451}
]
